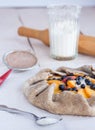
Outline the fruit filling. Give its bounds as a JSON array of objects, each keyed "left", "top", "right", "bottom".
[{"left": 47, "top": 73, "right": 95, "bottom": 98}]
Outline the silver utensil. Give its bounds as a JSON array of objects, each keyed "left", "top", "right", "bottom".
[{"left": 0, "top": 105, "right": 62, "bottom": 126}]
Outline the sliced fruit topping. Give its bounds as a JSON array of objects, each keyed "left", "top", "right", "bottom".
[
  {"left": 84, "top": 86, "right": 95, "bottom": 98},
  {"left": 54, "top": 84, "right": 62, "bottom": 94},
  {"left": 67, "top": 80, "right": 76, "bottom": 88},
  {"left": 48, "top": 80, "right": 63, "bottom": 85},
  {"left": 77, "top": 88, "right": 88, "bottom": 98},
  {"left": 47, "top": 72, "right": 95, "bottom": 98},
  {"left": 48, "top": 80, "right": 65, "bottom": 94}
]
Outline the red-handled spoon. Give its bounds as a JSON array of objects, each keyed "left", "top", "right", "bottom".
[{"left": 0, "top": 69, "right": 12, "bottom": 86}]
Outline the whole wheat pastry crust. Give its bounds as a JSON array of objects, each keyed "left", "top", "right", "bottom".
[{"left": 23, "top": 65, "right": 95, "bottom": 116}]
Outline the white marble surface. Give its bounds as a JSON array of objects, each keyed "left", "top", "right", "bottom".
[{"left": 0, "top": 7, "right": 95, "bottom": 130}]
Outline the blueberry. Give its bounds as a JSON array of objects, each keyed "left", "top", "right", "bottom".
[
  {"left": 77, "top": 76, "right": 83, "bottom": 81},
  {"left": 76, "top": 80, "right": 81, "bottom": 85},
  {"left": 72, "top": 87, "right": 78, "bottom": 91},
  {"left": 76, "top": 76, "right": 83, "bottom": 85},
  {"left": 66, "top": 88, "right": 72, "bottom": 91},
  {"left": 59, "top": 84, "right": 65, "bottom": 91},
  {"left": 85, "top": 79, "right": 92, "bottom": 85},
  {"left": 90, "top": 84, "right": 95, "bottom": 89},
  {"left": 61, "top": 75, "right": 67, "bottom": 80},
  {"left": 81, "top": 84, "right": 85, "bottom": 89}
]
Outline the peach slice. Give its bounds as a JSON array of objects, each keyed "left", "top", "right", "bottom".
[
  {"left": 48, "top": 80, "right": 64, "bottom": 94},
  {"left": 77, "top": 88, "right": 88, "bottom": 98},
  {"left": 84, "top": 86, "right": 95, "bottom": 98},
  {"left": 67, "top": 80, "right": 76, "bottom": 88}
]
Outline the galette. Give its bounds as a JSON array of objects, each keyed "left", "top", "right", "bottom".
[{"left": 23, "top": 65, "right": 95, "bottom": 116}]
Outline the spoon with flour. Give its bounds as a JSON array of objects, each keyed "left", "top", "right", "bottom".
[{"left": 0, "top": 105, "right": 62, "bottom": 126}]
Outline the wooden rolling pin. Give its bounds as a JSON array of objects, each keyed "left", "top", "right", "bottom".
[{"left": 18, "top": 26, "right": 95, "bottom": 56}]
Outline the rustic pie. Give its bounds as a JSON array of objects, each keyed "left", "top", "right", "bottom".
[{"left": 23, "top": 65, "right": 95, "bottom": 116}]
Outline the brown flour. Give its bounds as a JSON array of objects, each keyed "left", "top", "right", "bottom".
[{"left": 5, "top": 51, "right": 37, "bottom": 68}]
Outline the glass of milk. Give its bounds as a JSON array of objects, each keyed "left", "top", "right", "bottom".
[{"left": 48, "top": 5, "right": 81, "bottom": 60}]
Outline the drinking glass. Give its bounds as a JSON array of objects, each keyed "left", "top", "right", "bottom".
[{"left": 48, "top": 5, "right": 81, "bottom": 60}]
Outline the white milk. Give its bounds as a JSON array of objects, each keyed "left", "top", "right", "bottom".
[{"left": 49, "top": 20, "right": 79, "bottom": 60}]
